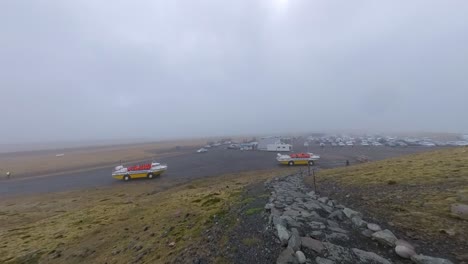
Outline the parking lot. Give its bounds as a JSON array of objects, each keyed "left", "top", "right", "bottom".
[{"left": 0, "top": 142, "right": 446, "bottom": 197}]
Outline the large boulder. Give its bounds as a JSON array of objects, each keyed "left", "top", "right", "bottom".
[
  {"left": 411, "top": 254, "right": 454, "bottom": 264},
  {"left": 371, "top": 229, "right": 398, "bottom": 247},
  {"left": 352, "top": 248, "right": 392, "bottom": 264}
]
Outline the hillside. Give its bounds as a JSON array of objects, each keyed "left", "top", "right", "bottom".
[
  {"left": 0, "top": 168, "right": 293, "bottom": 264},
  {"left": 307, "top": 147, "right": 468, "bottom": 260}
]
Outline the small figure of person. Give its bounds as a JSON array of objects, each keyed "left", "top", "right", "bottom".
[
  {"left": 6, "top": 171, "right": 11, "bottom": 179},
  {"left": 346, "top": 160, "right": 350, "bottom": 166}
]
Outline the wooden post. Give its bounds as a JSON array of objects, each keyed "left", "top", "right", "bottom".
[{"left": 312, "top": 168, "right": 317, "bottom": 193}]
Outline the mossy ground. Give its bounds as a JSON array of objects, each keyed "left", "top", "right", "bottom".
[{"left": 0, "top": 168, "right": 293, "bottom": 264}]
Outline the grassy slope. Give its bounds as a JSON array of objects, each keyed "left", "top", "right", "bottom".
[
  {"left": 307, "top": 147, "right": 468, "bottom": 250},
  {"left": 0, "top": 168, "right": 293, "bottom": 264}
]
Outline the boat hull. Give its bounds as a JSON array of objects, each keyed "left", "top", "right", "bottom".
[{"left": 112, "top": 169, "right": 166, "bottom": 180}]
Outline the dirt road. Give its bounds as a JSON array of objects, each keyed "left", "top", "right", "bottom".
[{"left": 0, "top": 144, "right": 443, "bottom": 197}]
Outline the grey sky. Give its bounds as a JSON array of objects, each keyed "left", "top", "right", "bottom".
[{"left": 1, "top": 1, "right": 468, "bottom": 144}]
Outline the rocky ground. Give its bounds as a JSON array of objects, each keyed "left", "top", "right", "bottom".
[
  {"left": 175, "top": 172, "right": 457, "bottom": 264},
  {"left": 264, "top": 173, "right": 455, "bottom": 264}
]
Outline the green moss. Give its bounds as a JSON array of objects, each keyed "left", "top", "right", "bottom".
[
  {"left": 241, "top": 237, "right": 260, "bottom": 246},
  {"left": 245, "top": 207, "right": 263, "bottom": 216},
  {"left": 201, "top": 197, "right": 222, "bottom": 207}
]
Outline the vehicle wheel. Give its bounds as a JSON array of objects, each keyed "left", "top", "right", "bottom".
[
  {"left": 123, "top": 175, "right": 131, "bottom": 181},
  {"left": 147, "top": 173, "right": 154, "bottom": 179},
  {"left": 288, "top": 161, "right": 294, "bottom": 166},
  {"left": 308, "top": 160, "right": 315, "bottom": 166}
]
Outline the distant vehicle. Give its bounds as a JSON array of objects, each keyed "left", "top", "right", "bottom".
[
  {"left": 361, "top": 141, "right": 369, "bottom": 146},
  {"left": 197, "top": 148, "right": 208, "bottom": 153},
  {"left": 338, "top": 142, "right": 345, "bottom": 147},
  {"left": 304, "top": 142, "right": 309, "bottom": 147},
  {"left": 112, "top": 162, "right": 167, "bottom": 181},
  {"left": 419, "top": 141, "right": 436, "bottom": 147},
  {"left": 372, "top": 142, "right": 383, "bottom": 146},
  {"left": 267, "top": 143, "right": 292, "bottom": 152},
  {"left": 345, "top": 141, "right": 354, "bottom": 146},
  {"left": 397, "top": 142, "right": 408, "bottom": 147},
  {"left": 331, "top": 143, "right": 338, "bottom": 147},
  {"left": 227, "top": 144, "right": 240, "bottom": 149},
  {"left": 212, "top": 143, "right": 221, "bottom": 147},
  {"left": 277, "top": 152, "right": 320, "bottom": 166},
  {"left": 56, "top": 153, "right": 64, "bottom": 157},
  {"left": 204, "top": 145, "right": 212, "bottom": 148}
]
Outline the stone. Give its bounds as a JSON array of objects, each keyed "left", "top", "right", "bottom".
[
  {"left": 327, "top": 220, "right": 339, "bottom": 228},
  {"left": 301, "top": 237, "right": 324, "bottom": 253},
  {"left": 361, "top": 229, "right": 374, "bottom": 238},
  {"left": 395, "top": 239, "right": 415, "bottom": 250},
  {"left": 308, "top": 221, "right": 326, "bottom": 230},
  {"left": 295, "top": 251, "right": 306, "bottom": 264},
  {"left": 277, "top": 247, "right": 299, "bottom": 264},
  {"left": 315, "top": 257, "right": 335, "bottom": 264},
  {"left": 283, "top": 209, "right": 301, "bottom": 218},
  {"left": 304, "top": 201, "right": 322, "bottom": 210},
  {"left": 320, "top": 204, "right": 334, "bottom": 214},
  {"left": 328, "top": 210, "right": 344, "bottom": 221},
  {"left": 450, "top": 203, "right": 468, "bottom": 220},
  {"left": 327, "top": 200, "right": 335, "bottom": 207},
  {"left": 411, "top": 254, "right": 454, "bottom": 264},
  {"left": 281, "top": 216, "right": 303, "bottom": 229},
  {"left": 352, "top": 248, "right": 392, "bottom": 264},
  {"left": 367, "top": 223, "right": 382, "bottom": 232},
  {"left": 328, "top": 226, "right": 348, "bottom": 234},
  {"left": 395, "top": 245, "right": 416, "bottom": 259},
  {"left": 265, "top": 203, "right": 274, "bottom": 211},
  {"left": 343, "top": 208, "right": 361, "bottom": 219},
  {"left": 275, "top": 202, "right": 286, "bottom": 209},
  {"left": 323, "top": 242, "right": 356, "bottom": 262},
  {"left": 276, "top": 224, "right": 291, "bottom": 246},
  {"left": 318, "top": 197, "right": 329, "bottom": 204},
  {"left": 371, "top": 229, "right": 398, "bottom": 247},
  {"left": 309, "top": 231, "right": 323, "bottom": 239},
  {"left": 288, "top": 228, "right": 301, "bottom": 252},
  {"left": 326, "top": 233, "right": 349, "bottom": 242},
  {"left": 351, "top": 216, "right": 367, "bottom": 227}
]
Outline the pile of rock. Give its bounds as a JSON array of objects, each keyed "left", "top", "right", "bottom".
[{"left": 264, "top": 174, "right": 454, "bottom": 264}]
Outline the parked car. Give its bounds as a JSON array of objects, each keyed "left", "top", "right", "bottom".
[{"left": 197, "top": 148, "right": 208, "bottom": 153}]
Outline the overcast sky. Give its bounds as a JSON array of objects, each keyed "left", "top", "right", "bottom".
[{"left": 1, "top": 1, "right": 468, "bottom": 144}]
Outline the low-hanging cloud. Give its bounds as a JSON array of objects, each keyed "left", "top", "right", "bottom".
[{"left": 1, "top": 0, "right": 468, "bottom": 144}]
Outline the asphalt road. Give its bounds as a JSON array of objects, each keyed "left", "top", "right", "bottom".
[
  {"left": 0, "top": 147, "right": 281, "bottom": 197},
  {"left": 0, "top": 144, "right": 444, "bottom": 197}
]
